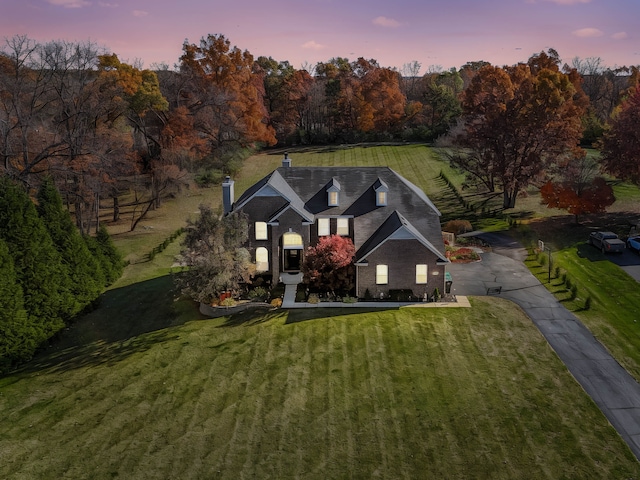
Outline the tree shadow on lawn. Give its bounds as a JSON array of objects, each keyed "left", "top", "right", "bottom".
[
  {"left": 19, "top": 275, "right": 204, "bottom": 375},
  {"left": 526, "top": 211, "right": 640, "bottom": 251},
  {"left": 283, "top": 307, "right": 396, "bottom": 324}
]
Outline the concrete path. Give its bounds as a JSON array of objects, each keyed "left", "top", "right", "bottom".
[{"left": 448, "top": 233, "right": 640, "bottom": 461}]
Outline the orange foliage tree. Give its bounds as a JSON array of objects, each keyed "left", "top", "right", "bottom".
[
  {"left": 601, "top": 81, "right": 640, "bottom": 184},
  {"left": 451, "top": 50, "right": 588, "bottom": 209},
  {"left": 179, "top": 34, "right": 276, "bottom": 158}
]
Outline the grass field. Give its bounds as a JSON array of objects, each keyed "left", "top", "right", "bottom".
[
  {"left": 1, "top": 298, "right": 638, "bottom": 479},
  {"left": 3, "top": 143, "right": 640, "bottom": 477}
]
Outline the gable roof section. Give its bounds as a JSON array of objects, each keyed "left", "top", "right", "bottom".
[
  {"left": 233, "top": 169, "right": 314, "bottom": 223},
  {"left": 355, "top": 211, "right": 449, "bottom": 264}
]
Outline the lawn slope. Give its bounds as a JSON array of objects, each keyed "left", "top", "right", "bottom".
[{"left": 0, "top": 298, "right": 637, "bottom": 479}]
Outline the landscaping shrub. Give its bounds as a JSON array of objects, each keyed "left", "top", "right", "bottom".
[
  {"left": 270, "top": 298, "right": 282, "bottom": 308},
  {"left": 443, "top": 219, "right": 473, "bottom": 235}
]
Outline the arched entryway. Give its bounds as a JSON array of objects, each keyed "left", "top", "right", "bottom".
[{"left": 281, "top": 232, "right": 303, "bottom": 272}]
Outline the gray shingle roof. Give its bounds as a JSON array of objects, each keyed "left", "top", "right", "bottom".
[{"left": 233, "top": 166, "right": 445, "bottom": 256}]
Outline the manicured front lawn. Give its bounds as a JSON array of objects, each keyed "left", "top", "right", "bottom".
[{"left": 1, "top": 296, "right": 637, "bottom": 479}]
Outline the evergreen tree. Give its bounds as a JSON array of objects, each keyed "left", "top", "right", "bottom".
[
  {"left": 0, "top": 177, "right": 66, "bottom": 342},
  {"left": 0, "top": 239, "right": 34, "bottom": 372},
  {"left": 36, "top": 177, "right": 105, "bottom": 314},
  {"left": 85, "top": 225, "right": 124, "bottom": 286}
]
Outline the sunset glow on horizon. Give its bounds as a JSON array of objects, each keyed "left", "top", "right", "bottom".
[{"left": 2, "top": 0, "right": 638, "bottom": 73}]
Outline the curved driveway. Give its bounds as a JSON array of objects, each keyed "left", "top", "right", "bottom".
[{"left": 448, "top": 232, "right": 640, "bottom": 461}]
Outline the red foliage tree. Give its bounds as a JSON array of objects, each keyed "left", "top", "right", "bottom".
[
  {"left": 302, "top": 235, "right": 355, "bottom": 295},
  {"left": 540, "top": 176, "right": 615, "bottom": 223}
]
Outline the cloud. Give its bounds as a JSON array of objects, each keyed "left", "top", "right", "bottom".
[
  {"left": 372, "top": 16, "right": 401, "bottom": 28},
  {"left": 612, "top": 32, "right": 628, "bottom": 40},
  {"left": 572, "top": 28, "right": 604, "bottom": 38},
  {"left": 47, "top": 0, "right": 90, "bottom": 7},
  {"left": 302, "top": 40, "right": 326, "bottom": 51},
  {"left": 132, "top": 10, "right": 149, "bottom": 17},
  {"left": 98, "top": 2, "right": 118, "bottom": 7}
]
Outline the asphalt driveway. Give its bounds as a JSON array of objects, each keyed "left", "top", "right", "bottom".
[
  {"left": 607, "top": 247, "right": 640, "bottom": 283},
  {"left": 448, "top": 233, "right": 640, "bottom": 461}
]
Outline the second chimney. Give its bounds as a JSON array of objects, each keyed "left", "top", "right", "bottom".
[
  {"left": 282, "top": 152, "right": 292, "bottom": 168},
  {"left": 222, "top": 176, "right": 234, "bottom": 215}
]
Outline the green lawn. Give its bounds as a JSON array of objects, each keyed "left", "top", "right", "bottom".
[
  {"left": 3, "top": 143, "right": 640, "bottom": 477},
  {"left": 1, "top": 298, "right": 637, "bottom": 479}
]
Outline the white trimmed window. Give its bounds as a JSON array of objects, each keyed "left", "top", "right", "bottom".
[
  {"left": 256, "top": 247, "right": 269, "bottom": 272},
  {"left": 255, "top": 221, "right": 268, "bottom": 240},
  {"left": 376, "top": 265, "right": 388, "bottom": 285},
  {"left": 318, "top": 218, "right": 330, "bottom": 236},
  {"left": 376, "top": 191, "right": 387, "bottom": 206},
  {"left": 416, "top": 264, "right": 428, "bottom": 284},
  {"left": 337, "top": 217, "right": 349, "bottom": 236},
  {"left": 328, "top": 190, "right": 339, "bottom": 207}
]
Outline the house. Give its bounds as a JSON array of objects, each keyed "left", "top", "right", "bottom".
[{"left": 223, "top": 153, "right": 449, "bottom": 300}]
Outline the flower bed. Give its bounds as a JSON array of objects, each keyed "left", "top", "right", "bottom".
[{"left": 446, "top": 246, "right": 481, "bottom": 263}]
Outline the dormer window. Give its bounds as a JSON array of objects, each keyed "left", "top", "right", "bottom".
[
  {"left": 374, "top": 178, "right": 388, "bottom": 206},
  {"left": 326, "top": 178, "right": 341, "bottom": 206}
]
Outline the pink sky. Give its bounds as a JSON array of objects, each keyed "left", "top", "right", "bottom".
[{"left": 2, "top": 0, "right": 638, "bottom": 73}]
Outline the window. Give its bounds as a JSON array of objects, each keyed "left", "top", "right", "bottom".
[
  {"left": 256, "top": 247, "right": 269, "bottom": 272},
  {"left": 328, "top": 190, "right": 339, "bottom": 206},
  {"left": 416, "top": 264, "right": 428, "bottom": 284},
  {"left": 282, "top": 232, "right": 303, "bottom": 248},
  {"left": 317, "top": 218, "right": 330, "bottom": 236},
  {"left": 337, "top": 217, "right": 349, "bottom": 236},
  {"left": 374, "top": 178, "right": 388, "bottom": 206},
  {"left": 376, "top": 265, "right": 388, "bottom": 285},
  {"left": 327, "top": 178, "right": 341, "bottom": 206},
  {"left": 255, "top": 222, "right": 268, "bottom": 240}
]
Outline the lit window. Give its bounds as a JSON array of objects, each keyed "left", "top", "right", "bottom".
[
  {"left": 376, "top": 265, "right": 388, "bottom": 285},
  {"left": 282, "top": 232, "right": 303, "bottom": 248},
  {"left": 318, "top": 218, "right": 330, "bottom": 236},
  {"left": 416, "top": 264, "right": 428, "bottom": 284},
  {"left": 256, "top": 247, "right": 269, "bottom": 272},
  {"left": 374, "top": 178, "right": 388, "bottom": 206},
  {"left": 255, "top": 222, "right": 268, "bottom": 240},
  {"left": 328, "top": 190, "right": 339, "bottom": 206},
  {"left": 337, "top": 217, "right": 349, "bottom": 236}
]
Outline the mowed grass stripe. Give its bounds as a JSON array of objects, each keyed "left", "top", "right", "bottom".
[{"left": 2, "top": 298, "right": 639, "bottom": 478}]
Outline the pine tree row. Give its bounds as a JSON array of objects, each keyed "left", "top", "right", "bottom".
[{"left": 0, "top": 177, "right": 123, "bottom": 373}]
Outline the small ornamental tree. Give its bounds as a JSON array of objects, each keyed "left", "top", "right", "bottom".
[
  {"left": 540, "top": 156, "right": 615, "bottom": 223},
  {"left": 176, "top": 205, "right": 254, "bottom": 304},
  {"left": 302, "top": 235, "right": 355, "bottom": 296}
]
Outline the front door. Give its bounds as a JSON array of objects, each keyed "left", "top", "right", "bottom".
[
  {"left": 282, "top": 232, "right": 303, "bottom": 272},
  {"left": 283, "top": 248, "right": 301, "bottom": 271}
]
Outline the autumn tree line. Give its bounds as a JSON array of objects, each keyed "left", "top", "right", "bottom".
[
  {"left": 1, "top": 34, "right": 639, "bottom": 222},
  {"left": 1, "top": 33, "right": 640, "bottom": 369}
]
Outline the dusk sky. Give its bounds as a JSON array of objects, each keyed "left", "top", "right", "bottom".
[{"left": 2, "top": 0, "right": 639, "bottom": 73}]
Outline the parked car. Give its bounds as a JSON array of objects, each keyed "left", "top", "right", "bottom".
[
  {"left": 627, "top": 235, "right": 640, "bottom": 253},
  {"left": 588, "top": 231, "right": 626, "bottom": 253}
]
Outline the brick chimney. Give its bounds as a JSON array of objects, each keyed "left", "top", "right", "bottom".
[
  {"left": 222, "top": 176, "right": 234, "bottom": 215},
  {"left": 282, "top": 152, "right": 291, "bottom": 168}
]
